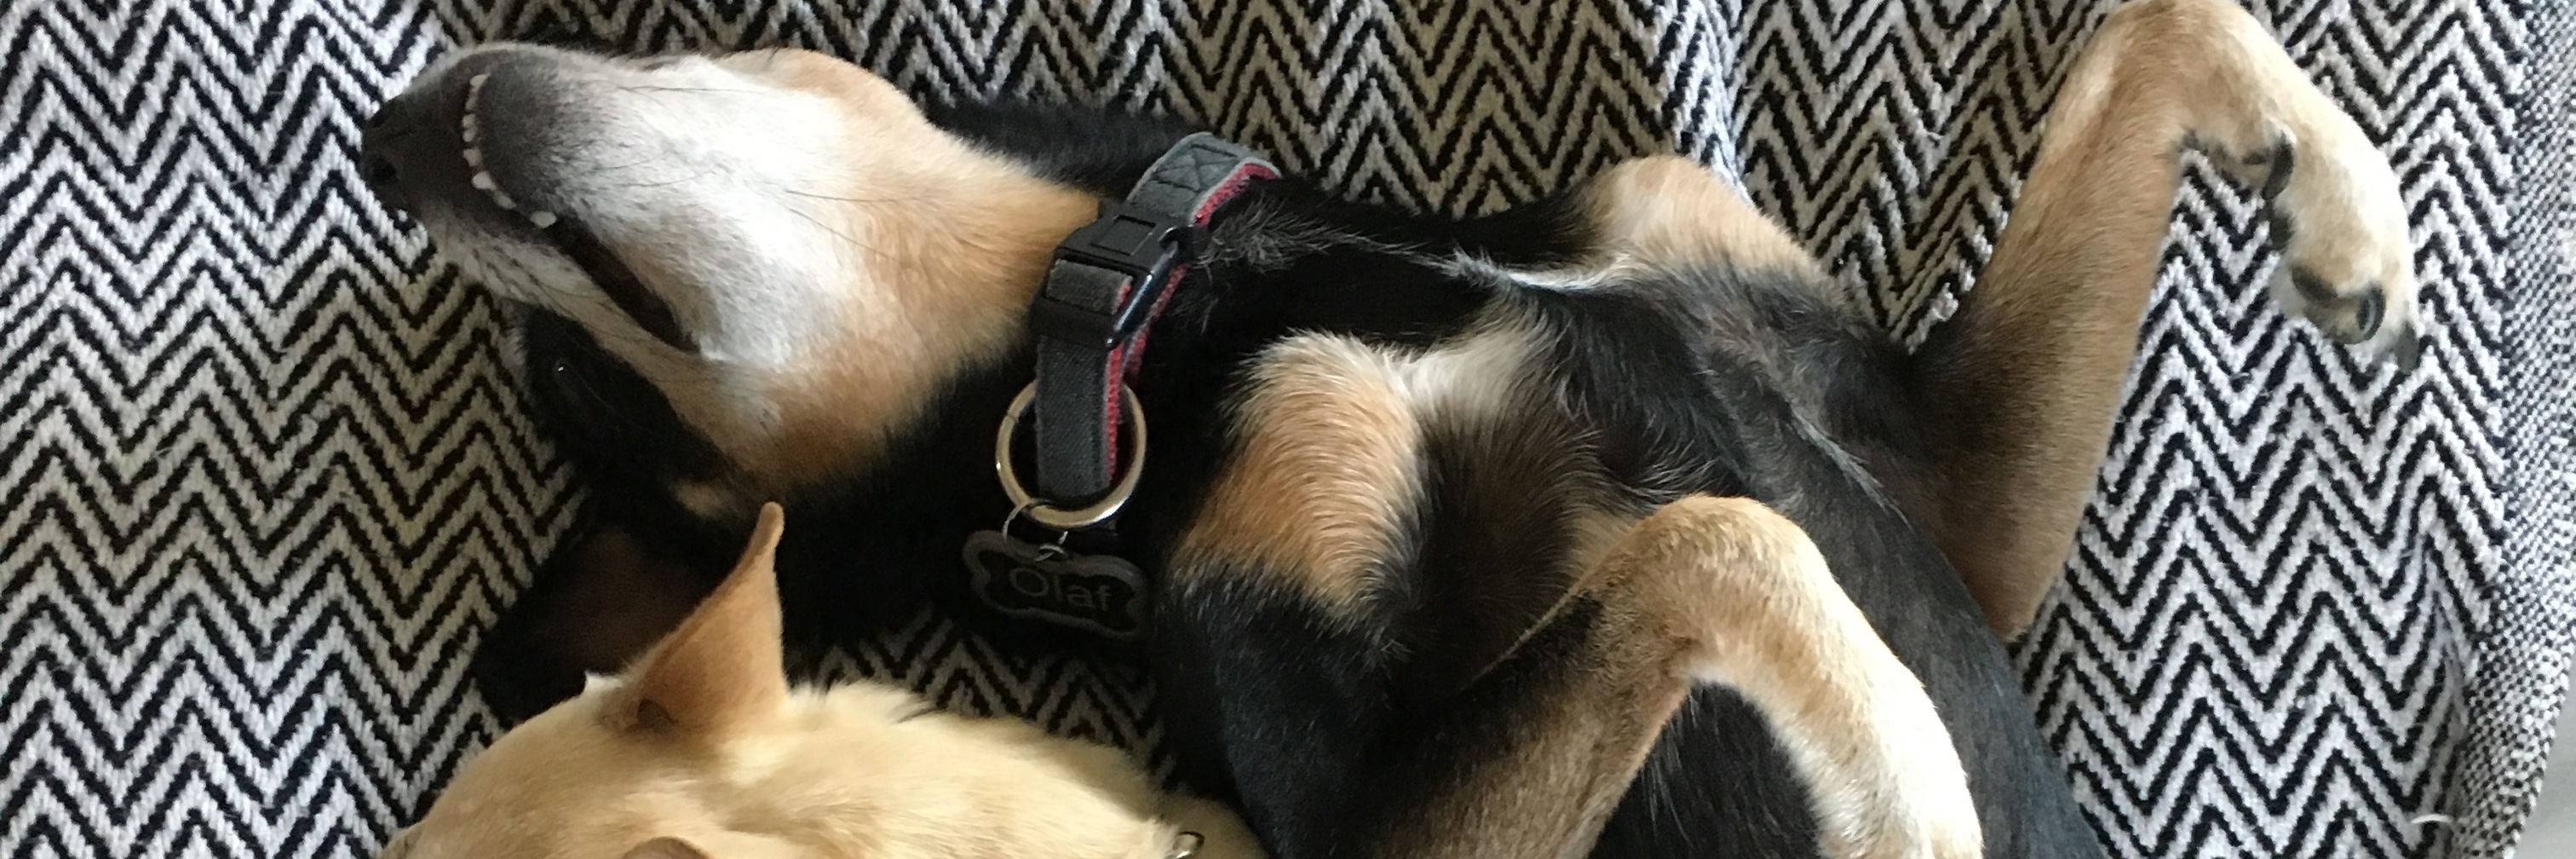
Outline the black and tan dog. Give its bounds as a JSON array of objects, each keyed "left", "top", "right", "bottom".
[{"left": 359, "top": 1, "right": 2419, "bottom": 856}]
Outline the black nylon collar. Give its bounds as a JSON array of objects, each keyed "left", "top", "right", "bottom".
[{"left": 1003, "top": 132, "right": 1275, "bottom": 529}]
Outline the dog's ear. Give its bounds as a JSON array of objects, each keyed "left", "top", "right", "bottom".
[
  {"left": 621, "top": 833, "right": 804, "bottom": 859},
  {"left": 614, "top": 503, "right": 790, "bottom": 732},
  {"left": 621, "top": 839, "right": 709, "bottom": 859}
]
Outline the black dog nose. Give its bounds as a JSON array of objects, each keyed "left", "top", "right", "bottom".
[
  {"left": 358, "top": 91, "right": 435, "bottom": 213},
  {"left": 357, "top": 151, "right": 404, "bottom": 209},
  {"left": 359, "top": 48, "right": 569, "bottom": 222}
]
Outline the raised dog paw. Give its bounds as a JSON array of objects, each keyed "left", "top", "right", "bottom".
[{"left": 2195, "top": 105, "right": 2421, "bottom": 370}]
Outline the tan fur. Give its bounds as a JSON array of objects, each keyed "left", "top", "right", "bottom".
[
  {"left": 1378, "top": 497, "right": 1979, "bottom": 859},
  {"left": 1170, "top": 334, "right": 1425, "bottom": 618},
  {"left": 1919, "top": 0, "right": 2417, "bottom": 636},
  {"left": 1622, "top": 499, "right": 1978, "bottom": 859},
  {"left": 614, "top": 504, "right": 790, "bottom": 731},
  {"left": 1585, "top": 154, "right": 1826, "bottom": 277},
  {"left": 389, "top": 504, "right": 1263, "bottom": 859},
  {"left": 638, "top": 51, "right": 1100, "bottom": 507}
]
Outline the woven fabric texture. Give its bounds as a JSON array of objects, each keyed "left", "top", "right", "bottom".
[{"left": 0, "top": 2, "right": 2557, "bottom": 856}]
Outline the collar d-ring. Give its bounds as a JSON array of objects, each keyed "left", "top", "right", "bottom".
[{"left": 994, "top": 381, "right": 1146, "bottom": 531}]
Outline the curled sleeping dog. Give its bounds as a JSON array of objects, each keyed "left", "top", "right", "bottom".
[{"left": 359, "top": 1, "right": 2420, "bottom": 856}]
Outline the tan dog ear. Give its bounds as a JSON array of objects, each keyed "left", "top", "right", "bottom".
[
  {"left": 623, "top": 833, "right": 806, "bottom": 859},
  {"left": 616, "top": 503, "right": 790, "bottom": 732},
  {"left": 621, "top": 838, "right": 709, "bottom": 859}
]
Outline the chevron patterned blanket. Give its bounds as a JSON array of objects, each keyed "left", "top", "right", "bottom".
[{"left": 4, "top": 1, "right": 2567, "bottom": 857}]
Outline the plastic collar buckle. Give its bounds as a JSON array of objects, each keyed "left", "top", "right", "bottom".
[{"left": 1028, "top": 200, "right": 1206, "bottom": 350}]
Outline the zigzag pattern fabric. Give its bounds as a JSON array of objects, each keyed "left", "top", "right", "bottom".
[{"left": 2, "top": 1, "right": 2559, "bottom": 857}]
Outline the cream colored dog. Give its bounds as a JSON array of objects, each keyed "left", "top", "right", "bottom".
[{"left": 382, "top": 504, "right": 1260, "bottom": 859}]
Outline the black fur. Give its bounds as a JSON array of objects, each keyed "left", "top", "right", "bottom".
[{"left": 481, "top": 101, "right": 2104, "bottom": 859}]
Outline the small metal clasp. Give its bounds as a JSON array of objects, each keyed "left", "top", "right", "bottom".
[{"left": 993, "top": 382, "right": 1147, "bottom": 531}]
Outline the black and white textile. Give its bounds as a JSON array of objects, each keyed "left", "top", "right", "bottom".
[{"left": 2, "top": 2, "right": 2563, "bottom": 857}]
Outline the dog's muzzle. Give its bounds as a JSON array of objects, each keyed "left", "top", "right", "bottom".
[{"left": 357, "top": 46, "right": 699, "bottom": 351}]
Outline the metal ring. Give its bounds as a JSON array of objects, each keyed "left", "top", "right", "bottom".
[{"left": 994, "top": 382, "right": 1147, "bottom": 530}]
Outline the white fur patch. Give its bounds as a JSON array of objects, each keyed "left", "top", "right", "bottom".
[
  {"left": 1437, "top": 251, "right": 1624, "bottom": 291},
  {"left": 1388, "top": 314, "right": 1544, "bottom": 420}
]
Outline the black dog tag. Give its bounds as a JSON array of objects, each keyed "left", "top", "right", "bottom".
[{"left": 963, "top": 530, "right": 1150, "bottom": 640}]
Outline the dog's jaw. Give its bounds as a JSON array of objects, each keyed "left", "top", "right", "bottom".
[{"left": 366, "top": 46, "right": 1098, "bottom": 499}]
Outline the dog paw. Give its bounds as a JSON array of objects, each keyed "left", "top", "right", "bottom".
[{"left": 2198, "top": 118, "right": 2422, "bottom": 370}]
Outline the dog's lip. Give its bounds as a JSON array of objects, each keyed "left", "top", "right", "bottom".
[
  {"left": 542, "top": 215, "right": 699, "bottom": 352},
  {"left": 450, "top": 68, "right": 697, "bottom": 353},
  {"left": 457, "top": 72, "right": 563, "bottom": 230}
]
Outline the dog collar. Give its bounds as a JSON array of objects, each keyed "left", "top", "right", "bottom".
[{"left": 995, "top": 132, "right": 1275, "bottom": 531}]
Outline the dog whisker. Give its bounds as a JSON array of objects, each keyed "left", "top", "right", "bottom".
[
  {"left": 782, "top": 188, "right": 934, "bottom": 205},
  {"left": 604, "top": 167, "right": 718, "bottom": 190},
  {"left": 613, "top": 84, "right": 762, "bottom": 95},
  {"left": 780, "top": 201, "right": 878, "bottom": 259}
]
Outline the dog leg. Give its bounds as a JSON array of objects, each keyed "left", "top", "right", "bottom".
[
  {"left": 1582, "top": 154, "right": 1828, "bottom": 279},
  {"left": 1912, "top": 0, "right": 2418, "bottom": 636},
  {"left": 1170, "top": 488, "right": 1975, "bottom": 858},
  {"left": 1377, "top": 497, "right": 1979, "bottom": 859},
  {"left": 1160, "top": 332, "right": 1977, "bottom": 858}
]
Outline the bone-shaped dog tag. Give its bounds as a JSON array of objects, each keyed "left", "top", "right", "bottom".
[{"left": 963, "top": 529, "right": 1150, "bottom": 641}]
